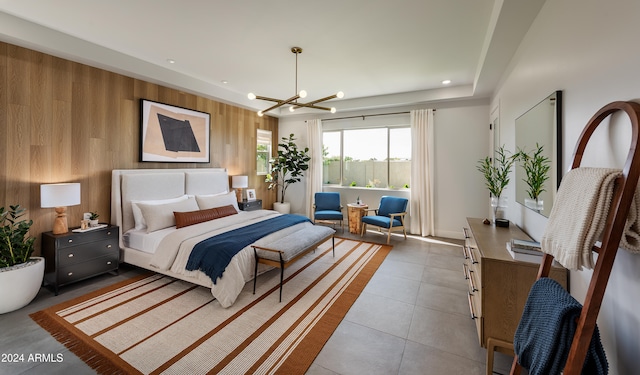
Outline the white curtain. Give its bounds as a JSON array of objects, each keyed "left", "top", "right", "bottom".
[
  {"left": 306, "top": 119, "right": 323, "bottom": 218},
  {"left": 410, "top": 109, "right": 435, "bottom": 236}
]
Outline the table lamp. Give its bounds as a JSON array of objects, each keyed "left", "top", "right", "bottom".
[
  {"left": 41, "top": 183, "right": 81, "bottom": 234},
  {"left": 232, "top": 175, "right": 249, "bottom": 201}
]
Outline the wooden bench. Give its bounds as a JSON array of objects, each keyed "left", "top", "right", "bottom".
[{"left": 252, "top": 225, "right": 335, "bottom": 301}]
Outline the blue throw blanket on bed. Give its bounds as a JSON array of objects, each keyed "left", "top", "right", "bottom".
[
  {"left": 185, "top": 214, "right": 311, "bottom": 284},
  {"left": 514, "top": 277, "right": 608, "bottom": 375}
]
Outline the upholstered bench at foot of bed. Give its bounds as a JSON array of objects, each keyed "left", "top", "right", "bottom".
[{"left": 252, "top": 225, "right": 336, "bottom": 302}]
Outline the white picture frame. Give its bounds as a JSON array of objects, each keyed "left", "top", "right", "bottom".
[{"left": 246, "top": 189, "right": 256, "bottom": 201}]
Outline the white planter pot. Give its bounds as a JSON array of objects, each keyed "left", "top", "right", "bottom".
[
  {"left": 0, "top": 257, "right": 44, "bottom": 314},
  {"left": 273, "top": 202, "right": 291, "bottom": 214}
]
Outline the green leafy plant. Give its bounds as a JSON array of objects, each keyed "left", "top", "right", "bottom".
[
  {"left": 476, "top": 145, "right": 516, "bottom": 200},
  {"left": 266, "top": 133, "right": 311, "bottom": 204},
  {"left": 516, "top": 143, "right": 550, "bottom": 201},
  {"left": 89, "top": 211, "right": 99, "bottom": 220},
  {"left": 0, "top": 205, "right": 36, "bottom": 268},
  {"left": 350, "top": 181, "right": 357, "bottom": 187}
]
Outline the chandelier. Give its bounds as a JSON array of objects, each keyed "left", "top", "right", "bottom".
[{"left": 248, "top": 47, "right": 344, "bottom": 116}]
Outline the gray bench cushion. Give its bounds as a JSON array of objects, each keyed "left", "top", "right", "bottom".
[{"left": 256, "top": 226, "right": 335, "bottom": 262}]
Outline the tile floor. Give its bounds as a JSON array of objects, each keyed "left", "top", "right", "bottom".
[{"left": 0, "top": 230, "right": 514, "bottom": 375}]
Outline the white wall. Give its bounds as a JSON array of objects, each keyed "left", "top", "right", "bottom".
[
  {"left": 279, "top": 100, "right": 489, "bottom": 239},
  {"left": 491, "top": 0, "right": 640, "bottom": 373}
]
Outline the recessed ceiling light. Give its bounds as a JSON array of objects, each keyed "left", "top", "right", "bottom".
[
  {"left": 167, "top": 59, "right": 176, "bottom": 64},
  {"left": 442, "top": 79, "right": 451, "bottom": 85},
  {"left": 221, "top": 80, "right": 228, "bottom": 84}
]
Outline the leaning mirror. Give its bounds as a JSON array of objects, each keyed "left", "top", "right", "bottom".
[
  {"left": 515, "top": 91, "right": 562, "bottom": 217},
  {"left": 256, "top": 129, "right": 272, "bottom": 175}
]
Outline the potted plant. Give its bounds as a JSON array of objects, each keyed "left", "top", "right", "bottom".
[
  {"left": 89, "top": 211, "right": 100, "bottom": 227},
  {"left": 0, "top": 205, "right": 43, "bottom": 314},
  {"left": 476, "top": 145, "right": 516, "bottom": 223},
  {"left": 516, "top": 143, "right": 550, "bottom": 211},
  {"left": 265, "top": 133, "right": 311, "bottom": 214}
]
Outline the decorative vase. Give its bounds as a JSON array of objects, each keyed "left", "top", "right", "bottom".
[
  {"left": 273, "top": 202, "right": 291, "bottom": 214},
  {"left": 490, "top": 196, "right": 507, "bottom": 223},
  {"left": 525, "top": 198, "right": 544, "bottom": 212},
  {"left": 0, "top": 257, "right": 44, "bottom": 314}
]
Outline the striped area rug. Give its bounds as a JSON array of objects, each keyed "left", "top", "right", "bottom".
[{"left": 31, "top": 238, "right": 391, "bottom": 374}]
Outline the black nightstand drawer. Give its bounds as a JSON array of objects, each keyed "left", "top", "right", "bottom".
[
  {"left": 238, "top": 199, "right": 262, "bottom": 211},
  {"left": 57, "top": 255, "right": 119, "bottom": 285},
  {"left": 57, "top": 238, "right": 119, "bottom": 267},
  {"left": 52, "top": 227, "right": 117, "bottom": 249}
]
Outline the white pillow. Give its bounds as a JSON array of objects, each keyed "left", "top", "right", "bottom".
[
  {"left": 196, "top": 190, "right": 240, "bottom": 212},
  {"left": 131, "top": 195, "right": 190, "bottom": 230},
  {"left": 137, "top": 197, "right": 199, "bottom": 232}
]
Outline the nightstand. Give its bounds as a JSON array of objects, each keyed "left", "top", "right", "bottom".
[
  {"left": 41, "top": 224, "right": 120, "bottom": 295},
  {"left": 238, "top": 199, "right": 262, "bottom": 211}
]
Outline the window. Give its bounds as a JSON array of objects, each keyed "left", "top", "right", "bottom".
[
  {"left": 256, "top": 129, "right": 272, "bottom": 175},
  {"left": 322, "top": 126, "right": 411, "bottom": 189}
]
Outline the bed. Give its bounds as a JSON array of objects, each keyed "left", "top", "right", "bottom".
[{"left": 110, "top": 168, "right": 314, "bottom": 307}]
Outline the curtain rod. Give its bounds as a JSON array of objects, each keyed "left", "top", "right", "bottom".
[{"left": 305, "top": 109, "right": 435, "bottom": 122}]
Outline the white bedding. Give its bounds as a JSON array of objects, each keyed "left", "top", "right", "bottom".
[
  {"left": 123, "top": 227, "right": 176, "bottom": 254},
  {"left": 147, "top": 210, "right": 312, "bottom": 307}
]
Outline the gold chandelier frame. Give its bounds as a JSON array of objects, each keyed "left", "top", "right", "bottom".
[{"left": 248, "top": 47, "right": 344, "bottom": 116}]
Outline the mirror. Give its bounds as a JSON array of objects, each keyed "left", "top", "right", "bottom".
[
  {"left": 256, "top": 129, "right": 272, "bottom": 175},
  {"left": 515, "top": 91, "right": 562, "bottom": 217}
]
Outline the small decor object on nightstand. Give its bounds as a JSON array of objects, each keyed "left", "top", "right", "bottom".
[
  {"left": 89, "top": 211, "right": 100, "bottom": 227},
  {"left": 246, "top": 189, "right": 256, "bottom": 201}
]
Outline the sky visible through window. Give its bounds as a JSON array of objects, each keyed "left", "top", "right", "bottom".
[{"left": 324, "top": 128, "right": 411, "bottom": 160}]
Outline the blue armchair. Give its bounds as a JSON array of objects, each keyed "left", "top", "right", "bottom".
[
  {"left": 361, "top": 196, "right": 408, "bottom": 244},
  {"left": 313, "top": 192, "right": 344, "bottom": 230}
]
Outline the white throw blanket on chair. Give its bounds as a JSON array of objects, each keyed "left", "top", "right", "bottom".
[{"left": 542, "top": 167, "right": 640, "bottom": 270}]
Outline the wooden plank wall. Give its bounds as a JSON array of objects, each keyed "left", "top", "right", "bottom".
[{"left": 0, "top": 42, "right": 278, "bottom": 255}]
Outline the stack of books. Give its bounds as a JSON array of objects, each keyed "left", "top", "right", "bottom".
[{"left": 506, "top": 238, "right": 543, "bottom": 263}]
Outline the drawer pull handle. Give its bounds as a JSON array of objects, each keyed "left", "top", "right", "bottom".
[
  {"left": 68, "top": 239, "right": 73, "bottom": 243},
  {"left": 68, "top": 253, "right": 74, "bottom": 258},
  {"left": 107, "top": 261, "right": 112, "bottom": 265},
  {"left": 467, "top": 292, "right": 477, "bottom": 320},
  {"left": 107, "top": 244, "right": 112, "bottom": 248},
  {"left": 462, "top": 246, "right": 469, "bottom": 259},
  {"left": 463, "top": 263, "right": 469, "bottom": 280},
  {"left": 107, "top": 231, "right": 111, "bottom": 235},
  {"left": 467, "top": 270, "right": 478, "bottom": 293},
  {"left": 469, "top": 247, "right": 478, "bottom": 264},
  {"left": 462, "top": 227, "right": 470, "bottom": 238},
  {"left": 67, "top": 272, "right": 73, "bottom": 276}
]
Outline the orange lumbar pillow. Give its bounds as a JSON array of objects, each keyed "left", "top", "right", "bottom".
[{"left": 174, "top": 205, "right": 238, "bottom": 229}]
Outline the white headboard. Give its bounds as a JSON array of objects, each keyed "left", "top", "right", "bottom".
[{"left": 111, "top": 168, "right": 228, "bottom": 247}]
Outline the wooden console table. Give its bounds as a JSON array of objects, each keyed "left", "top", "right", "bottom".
[{"left": 463, "top": 218, "right": 568, "bottom": 374}]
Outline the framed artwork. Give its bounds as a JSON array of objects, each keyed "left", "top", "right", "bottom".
[
  {"left": 246, "top": 189, "right": 256, "bottom": 201},
  {"left": 140, "top": 99, "right": 210, "bottom": 163}
]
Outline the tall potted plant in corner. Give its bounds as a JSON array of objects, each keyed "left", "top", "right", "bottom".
[
  {"left": 476, "top": 145, "right": 516, "bottom": 223},
  {"left": 0, "top": 205, "right": 42, "bottom": 314},
  {"left": 265, "top": 133, "right": 311, "bottom": 214},
  {"left": 517, "top": 143, "right": 550, "bottom": 212}
]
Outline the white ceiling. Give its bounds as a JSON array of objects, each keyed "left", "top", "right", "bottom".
[{"left": 0, "top": 0, "right": 546, "bottom": 117}]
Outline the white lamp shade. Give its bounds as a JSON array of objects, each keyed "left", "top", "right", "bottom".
[
  {"left": 40, "top": 183, "right": 81, "bottom": 208},
  {"left": 231, "top": 176, "right": 249, "bottom": 189}
]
